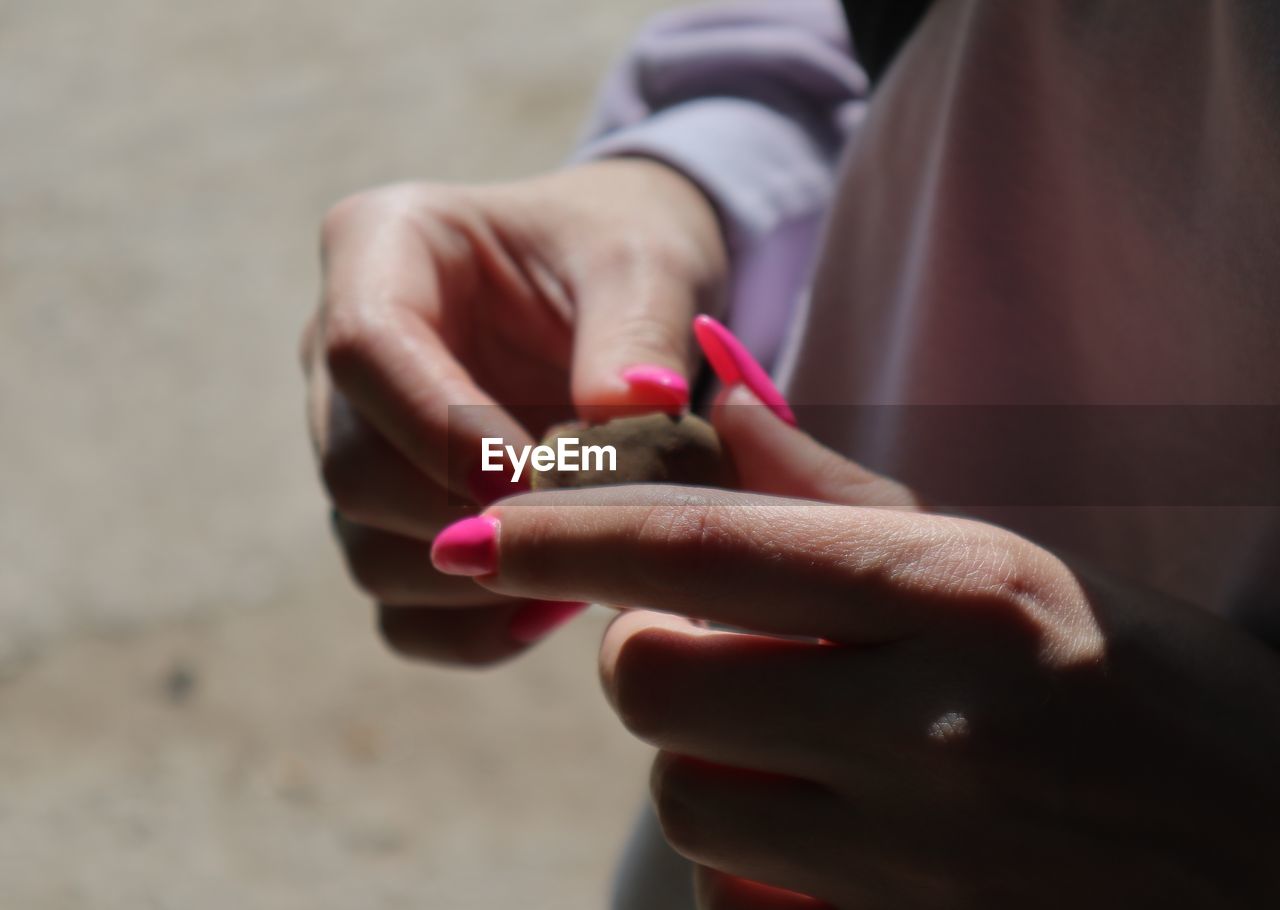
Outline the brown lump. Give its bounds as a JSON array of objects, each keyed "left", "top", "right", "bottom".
[{"left": 530, "top": 412, "right": 731, "bottom": 490}]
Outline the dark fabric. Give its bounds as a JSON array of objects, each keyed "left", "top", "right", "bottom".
[{"left": 838, "top": 0, "right": 934, "bottom": 83}]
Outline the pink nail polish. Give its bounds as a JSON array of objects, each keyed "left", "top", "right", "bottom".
[
  {"left": 621, "top": 365, "right": 689, "bottom": 412},
  {"left": 508, "top": 600, "right": 589, "bottom": 644},
  {"left": 467, "top": 462, "right": 529, "bottom": 506},
  {"left": 692, "top": 315, "right": 797, "bottom": 426},
  {"left": 431, "top": 515, "right": 499, "bottom": 576}
]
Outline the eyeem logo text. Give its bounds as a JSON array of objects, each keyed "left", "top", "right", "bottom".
[{"left": 481, "top": 437, "right": 617, "bottom": 483}]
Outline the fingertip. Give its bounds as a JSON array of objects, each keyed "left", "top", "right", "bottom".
[
  {"left": 574, "top": 363, "right": 690, "bottom": 422},
  {"left": 710, "top": 384, "right": 798, "bottom": 452},
  {"left": 599, "top": 610, "right": 711, "bottom": 689},
  {"left": 693, "top": 315, "right": 797, "bottom": 427},
  {"left": 430, "top": 514, "right": 500, "bottom": 576},
  {"left": 599, "top": 610, "right": 710, "bottom": 729},
  {"left": 693, "top": 315, "right": 743, "bottom": 387},
  {"left": 710, "top": 383, "right": 765, "bottom": 418}
]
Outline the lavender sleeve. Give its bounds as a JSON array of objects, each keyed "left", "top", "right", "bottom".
[{"left": 572, "top": 0, "right": 869, "bottom": 366}]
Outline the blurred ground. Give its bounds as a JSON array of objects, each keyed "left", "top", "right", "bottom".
[{"left": 0, "top": 1, "right": 679, "bottom": 906}]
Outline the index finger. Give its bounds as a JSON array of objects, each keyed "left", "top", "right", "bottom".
[
  {"left": 319, "top": 189, "right": 534, "bottom": 501},
  {"left": 433, "top": 486, "right": 1038, "bottom": 643}
]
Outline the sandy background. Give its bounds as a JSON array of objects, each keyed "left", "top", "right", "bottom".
[{"left": 0, "top": 1, "right": 681, "bottom": 906}]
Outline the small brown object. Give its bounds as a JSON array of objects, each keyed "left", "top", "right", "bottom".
[{"left": 531, "top": 413, "right": 731, "bottom": 490}]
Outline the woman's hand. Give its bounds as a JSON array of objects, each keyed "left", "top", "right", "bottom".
[
  {"left": 302, "top": 160, "right": 727, "bottom": 665},
  {"left": 430, "top": 386, "right": 1280, "bottom": 906}
]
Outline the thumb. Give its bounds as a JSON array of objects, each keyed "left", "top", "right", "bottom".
[
  {"left": 695, "top": 316, "right": 918, "bottom": 509},
  {"left": 563, "top": 158, "right": 728, "bottom": 422},
  {"left": 713, "top": 386, "right": 920, "bottom": 508},
  {"left": 711, "top": 386, "right": 919, "bottom": 509},
  {"left": 569, "top": 259, "right": 702, "bottom": 423}
]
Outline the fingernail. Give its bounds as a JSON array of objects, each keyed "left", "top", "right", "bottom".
[
  {"left": 508, "top": 600, "right": 589, "bottom": 644},
  {"left": 467, "top": 462, "right": 529, "bottom": 506},
  {"left": 621, "top": 365, "right": 689, "bottom": 412},
  {"left": 431, "top": 515, "right": 499, "bottom": 576},
  {"left": 692, "top": 315, "right": 797, "bottom": 426}
]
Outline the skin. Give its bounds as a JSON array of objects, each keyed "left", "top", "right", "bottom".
[
  {"left": 473, "top": 391, "right": 1280, "bottom": 907},
  {"left": 304, "top": 159, "right": 726, "bottom": 664},
  {"left": 306, "top": 161, "right": 1280, "bottom": 905}
]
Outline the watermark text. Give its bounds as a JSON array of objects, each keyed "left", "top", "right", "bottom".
[{"left": 481, "top": 437, "right": 617, "bottom": 483}]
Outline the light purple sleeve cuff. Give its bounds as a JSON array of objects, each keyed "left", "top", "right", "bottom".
[
  {"left": 571, "top": 96, "right": 841, "bottom": 254},
  {"left": 566, "top": 2, "right": 867, "bottom": 368},
  {"left": 571, "top": 96, "right": 860, "bottom": 367}
]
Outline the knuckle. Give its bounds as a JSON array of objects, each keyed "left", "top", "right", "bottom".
[
  {"left": 586, "top": 233, "right": 698, "bottom": 287},
  {"left": 635, "top": 233, "right": 698, "bottom": 276},
  {"left": 321, "top": 184, "right": 426, "bottom": 242},
  {"left": 613, "top": 309, "right": 687, "bottom": 363},
  {"left": 584, "top": 234, "right": 646, "bottom": 278},
  {"left": 631, "top": 497, "right": 725, "bottom": 594},
  {"left": 321, "top": 311, "right": 379, "bottom": 388},
  {"left": 958, "top": 531, "right": 1043, "bottom": 613},
  {"left": 636, "top": 497, "right": 719, "bottom": 552},
  {"left": 917, "top": 523, "right": 1057, "bottom": 640},
  {"left": 647, "top": 240, "right": 702, "bottom": 285},
  {"left": 320, "top": 190, "right": 377, "bottom": 244}
]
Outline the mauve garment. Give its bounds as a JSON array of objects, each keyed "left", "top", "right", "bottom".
[{"left": 575, "top": 2, "right": 1280, "bottom": 905}]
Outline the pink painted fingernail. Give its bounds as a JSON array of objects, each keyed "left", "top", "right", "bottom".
[
  {"left": 431, "top": 515, "right": 499, "bottom": 576},
  {"left": 621, "top": 365, "right": 689, "bottom": 412},
  {"left": 467, "top": 462, "right": 529, "bottom": 506},
  {"left": 508, "top": 600, "right": 589, "bottom": 644},
  {"left": 692, "top": 315, "right": 797, "bottom": 426}
]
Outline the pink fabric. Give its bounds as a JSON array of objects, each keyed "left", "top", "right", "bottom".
[
  {"left": 777, "top": 0, "right": 1280, "bottom": 618},
  {"left": 582, "top": 0, "right": 1279, "bottom": 628},
  {"left": 584, "top": 5, "right": 1280, "bottom": 904}
]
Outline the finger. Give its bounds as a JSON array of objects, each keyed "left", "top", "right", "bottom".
[
  {"left": 322, "top": 390, "right": 472, "bottom": 539},
  {"left": 320, "top": 191, "right": 532, "bottom": 501},
  {"left": 598, "top": 612, "right": 871, "bottom": 776},
  {"left": 694, "top": 867, "right": 833, "bottom": 910},
  {"left": 377, "top": 599, "right": 583, "bottom": 666},
  {"left": 568, "top": 239, "right": 702, "bottom": 422},
  {"left": 712, "top": 385, "right": 920, "bottom": 510},
  {"left": 445, "top": 486, "right": 1030, "bottom": 643},
  {"left": 674, "top": 760, "right": 962, "bottom": 910},
  {"left": 378, "top": 602, "right": 526, "bottom": 666},
  {"left": 333, "top": 516, "right": 504, "bottom": 606},
  {"left": 650, "top": 752, "right": 839, "bottom": 902},
  {"left": 599, "top": 611, "right": 850, "bottom": 779},
  {"left": 599, "top": 611, "right": 1026, "bottom": 789}
]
